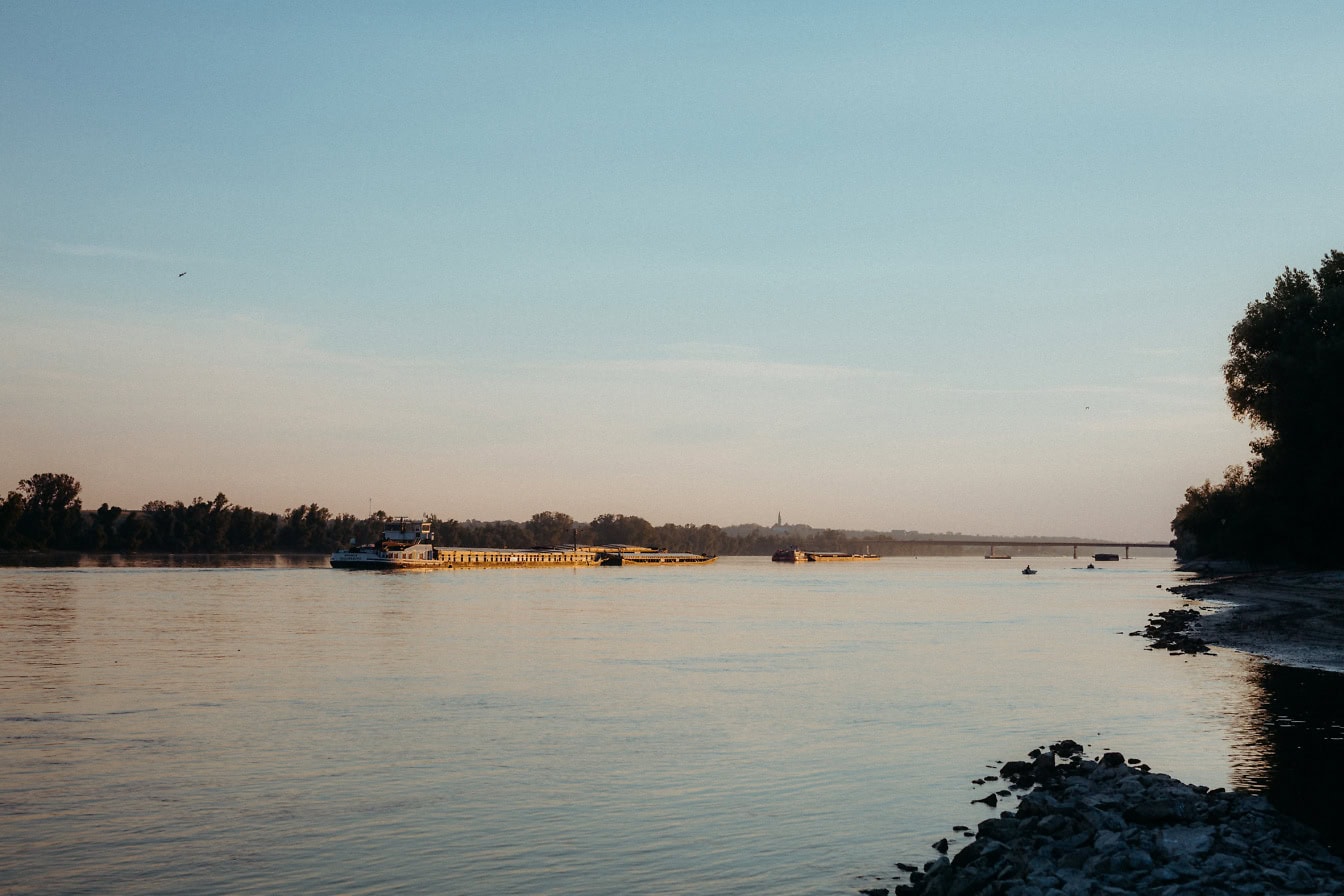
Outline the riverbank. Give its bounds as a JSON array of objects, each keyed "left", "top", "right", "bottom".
[
  {"left": 868, "top": 569, "right": 1344, "bottom": 895},
  {"left": 879, "top": 741, "right": 1344, "bottom": 896},
  {"left": 1170, "top": 566, "right": 1344, "bottom": 672}
]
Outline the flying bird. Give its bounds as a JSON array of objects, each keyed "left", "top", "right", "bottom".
[{"left": 178, "top": 271, "right": 186, "bottom": 277}]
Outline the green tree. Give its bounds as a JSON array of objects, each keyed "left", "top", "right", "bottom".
[
  {"left": 17, "top": 473, "right": 83, "bottom": 549},
  {"left": 118, "top": 511, "right": 154, "bottom": 551},
  {"left": 1174, "top": 250, "right": 1344, "bottom": 564},
  {"left": 226, "top": 506, "right": 278, "bottom": 551},
  {"left": 1170, "top": 466, "right": 1260, "bottom": 560},
  {"left": 279, "top": 503, "right": 334, "bottom": 552},
  {"left": 589, "top": 513, "right": 654, "bottom": 546},
  {"left": 85, "top": 503, "right": 124, "bottom": 551},
  {"left": 433, "top": 517, "right": 463, "bottom": 546},
  {"left": 525, "top": 511, "right": 576, "bottom": 546},
  {"left": 1224, "top": 252, "right": 1344, "bottom": 438},
  {"left": 0, "top": 490, "right": 23, "bottom": 548}
]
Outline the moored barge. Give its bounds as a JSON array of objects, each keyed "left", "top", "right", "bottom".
[
  {"left": 331, "top": 519, "right": 602, "bottom": 570},
  {"left": 805, "top": 551, "right": 879, "bottom": 561},
  {"left": 331, "top": 520, "right": 715, "bottom": 570},
  {"left": 597, "top": 546, "right": 716, "bottom": 566},
  {"left": 772, "top": 546, "right": 879, "bottom": 562}
]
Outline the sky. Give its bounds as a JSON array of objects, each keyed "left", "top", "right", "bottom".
[{"left": 2, "top": 2, "right": 1339, "bottom": 540}]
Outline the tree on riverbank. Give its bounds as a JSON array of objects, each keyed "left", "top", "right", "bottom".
[
  {"left": 2, "top": 471, "right": 1092, "bottom": 557},
  {"left": 1173, "top": 250, "right": 1344, "bottom": 565},
  {"left": 0, "top": 473, "right": 83, "bottom": 550}
]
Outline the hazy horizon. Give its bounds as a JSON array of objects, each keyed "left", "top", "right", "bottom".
[
  {"left": 0, "top": 470, "right": 1180, "bottom": 543},
  {"left": 6, "top": 3, "right": 1335, "bottom": 541}
]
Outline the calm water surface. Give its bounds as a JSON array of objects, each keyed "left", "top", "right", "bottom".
[{"left": 1, "top": 556, "right": 1333, "bottom": 894}]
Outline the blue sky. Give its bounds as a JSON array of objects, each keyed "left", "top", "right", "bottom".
[{"left": 2, "top": 2, "right": 1338, "bottom": 539}]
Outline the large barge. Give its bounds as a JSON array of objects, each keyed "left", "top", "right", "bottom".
[
  {"left": 598, "top": 546, "right": 716, "bottom": 566},
  {"left": 331, "top": 519, "right": 601, "bottom": 570},
  {"left": 771, "top": 546, "right": 879, "bottom": 562},
  {"left": 331, "top": 520, "right": 714, "bottom": 570}
]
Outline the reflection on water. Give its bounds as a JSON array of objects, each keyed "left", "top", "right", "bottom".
[
  {"left": 1, "top": 557, "right": 1342, "bottom": 893},
  {"left": 2, "top": 577, "right": 77, "bottom": 701},
  {"left": 1, "top": 553, "right": 330, "bottom": 569},
  {"left": 1228, "top": 662, "right": 1344, "bottom": 855}
]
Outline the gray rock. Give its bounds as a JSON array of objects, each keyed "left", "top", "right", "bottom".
[
  {"left": 1285, "top": 860, "right": 1319, "bottom": 892},
  {"left": 1123, "top": 798, "right": 1198, "bottom": 825},
  {"left": 1030, "top": 752, "right": 1057, "bottom": 783},
  {"left": 1202, "top": 851, "right": 1247, "bottom": 876},
  {"left": 1157, "top": 824, "right": 1213, "bottom": 859},
  {"left": 883, "top": 742, "right": 1344, "bottom": 896},
  {"left": 976, "top": 817, "right": 1021, "bottom": 843}
]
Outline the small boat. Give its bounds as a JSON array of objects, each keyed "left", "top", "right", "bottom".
[
  {"left": 1021, "top": 565, "right": 1037, "bottom": 575},
  {"left": 1092, "top": 553, "right": 1120, "bottom": 562},
  {"left": 985, "top": 552, "right": 1012, "bottom": 560}
]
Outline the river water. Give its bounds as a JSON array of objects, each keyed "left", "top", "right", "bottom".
[{"left": 2, "top": 555, "right": 1339, "bottom": 894}]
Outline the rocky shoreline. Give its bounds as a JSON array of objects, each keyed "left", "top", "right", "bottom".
[
  {"left": 1130, "top": 606, "right": 1214, "bottom": 656},
  {"left": 871, "top": 740, "right": 1344, "bottom": 896},
  {"left": 861, "top": 569, "right": 1344, "bottom": 895}
]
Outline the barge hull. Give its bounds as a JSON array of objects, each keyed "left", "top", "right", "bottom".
[{"left": 806, "top": 553, "right": 879, "bottom": 561}]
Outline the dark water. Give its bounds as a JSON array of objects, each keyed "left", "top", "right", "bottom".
[
  {"left": 1227, "top": 663, "right": 1344, "bottom": 854},
  {"left": 1, "top": 555, "right": 1340, "bottom": 893}
]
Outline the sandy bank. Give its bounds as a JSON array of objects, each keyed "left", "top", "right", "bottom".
[{"left": 1170, "top": 567, "right": 1344, "bottom": 672}]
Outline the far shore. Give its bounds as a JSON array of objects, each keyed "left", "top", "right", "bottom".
[{"left": 1172, "top": 563, "right": 1344, "bottom": 673}]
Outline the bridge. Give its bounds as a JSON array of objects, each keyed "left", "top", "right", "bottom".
[{"left": 861, "top": 538, "right": 1174, "bottom": 560}]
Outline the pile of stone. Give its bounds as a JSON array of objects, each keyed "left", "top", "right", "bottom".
[
  {"left": 870, "top": 739, "right": 1344, "bottom": 896},
  {"left": 1130, "top": 607, "right": 1212, "bottom": 656}
]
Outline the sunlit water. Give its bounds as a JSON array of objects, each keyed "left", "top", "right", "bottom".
[{"left": 1, "top": 555, "right": 1334, "bottom": 894}]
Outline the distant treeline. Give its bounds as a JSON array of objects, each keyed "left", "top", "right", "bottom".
[
  {"left": 1, "top": 473, "right": 1061, "bottom": 557},
  {"left": 1171, "top": 250, "right": 1344, "bottom": 567},
  {"left": 0, "top": 475, "right": 355, "bottom": 554}
]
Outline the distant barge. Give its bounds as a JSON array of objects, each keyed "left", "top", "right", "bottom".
[
  {"left": 598, "top": 547, "right": 716, "bottom": 566},
  {"left": 771, "top": 546, "right": 880, "bottom": 563},
  {"left": 331, "top": 520, "right": 714, "bottom": 570}
]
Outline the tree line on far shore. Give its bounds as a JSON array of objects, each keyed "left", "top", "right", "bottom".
[
  {"left": 1, "top": 474, "right": 993, "bottom": 557},
  {"left": 1171, "top": 249, "right": 1344, "bottom": 566}
]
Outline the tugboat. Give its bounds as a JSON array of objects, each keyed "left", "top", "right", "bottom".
[
  {"left": 331, "top": 521, "right": 663, "bottom": 570},
  {"left": 772, "top": 546, "right": 809, "bottom": 563},
  {"left": 331, "top": 518, "right": 446, "bottom": 570}
]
